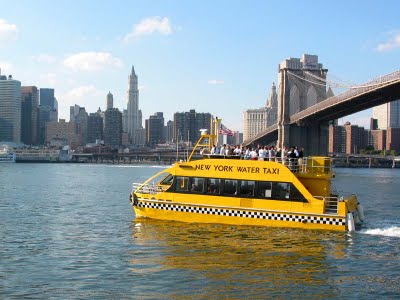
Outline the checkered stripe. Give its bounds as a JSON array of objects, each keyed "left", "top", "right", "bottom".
[{"left": 137, "top": 200, "right": 346, "bottom": 226}]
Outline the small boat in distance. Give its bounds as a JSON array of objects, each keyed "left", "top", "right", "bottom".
[
  {"left": 0, "top": 145, "right": 16, "bottom": 163},
  {"left": 130, "top": 118, "right": 364, "bottom": 231}
]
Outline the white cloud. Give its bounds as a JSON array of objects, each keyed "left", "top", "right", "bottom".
[
  {"left": 0, "top": 19, "right": 18, "bottom": 45},
  {"left": 32, "top": 54, "right": 56, "bottom": 64},
  {"left": 123, "top": 17, "right": 172, "bottom": 42},
  {"left": 63, "top": 52, "right": 123, "bottom": 71},
  {"left": 58, "top": 85, "right": 104, "bottom": 120},
  {"left": 0, "top": 61, "right": 13, "bottom": 73},
  {"left": 208, "top": 79, "right": 224, "bottom": 85},
  {"left": 63, "top": 85, "right": 102, "bottom": 100},
  {"left": 39, "top": 73, "right": 57, "bottom": 85},
  {"left": 376, "top": 32, "right": 400, "bottom": 52}
]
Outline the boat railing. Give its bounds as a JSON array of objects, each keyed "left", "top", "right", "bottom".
[
  {"left": 272, "top": 157, "right": 332, "bottom": 175},
  {"left": 314, "top": 196, "right": 339, "bottom": 214},
  {"left": 132, "top": 182, "right": 163, "bottom": 195}
]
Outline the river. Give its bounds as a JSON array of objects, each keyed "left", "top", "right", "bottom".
[{"left": 0, "top": 163, "right": 399, "bottom": 299}]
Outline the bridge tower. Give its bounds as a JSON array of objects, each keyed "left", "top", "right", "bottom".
[{"left": 277, "top": 54, "right": 329, "bottom": 155}]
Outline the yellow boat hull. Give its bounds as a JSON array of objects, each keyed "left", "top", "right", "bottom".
[{"left": 133, "top": 199, "right": 347, "bottom": 231}]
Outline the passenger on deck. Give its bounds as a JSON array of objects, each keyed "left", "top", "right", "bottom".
[
  {"left": 211, "top": 145, "right": 217, "bottom": 155},
  {"left": 233, "top": 145, "right": 241, "bottom": 156},
  {"left": 243, "top": 147, "right": 251, "bottom": 160},
  {"left": 258, "top": 146, "right": 265, "bottom": 161},
  {"left": 219, "top": 144, "right": 226, "bottom": 156},
  {"left": 250, "top": 148, "right": 258, "bottom": 160},
  {"left": 281, "top": 146, "right": 288, "bottom": 165},
  {"left": 269, "top": 146, "right": 276, "bottom": 161}
]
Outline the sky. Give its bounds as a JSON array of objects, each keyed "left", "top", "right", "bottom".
[{"left": 1, "top": 0, "right": 400, "bottom": 132}]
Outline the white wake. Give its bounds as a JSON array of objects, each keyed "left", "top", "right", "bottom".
[{"left": 362, "top": 226, "right": 400, "bottom": 238}]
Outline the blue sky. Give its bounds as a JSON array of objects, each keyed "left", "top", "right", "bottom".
[{"left": 1, "top": 0, "right": 400, "bottom": 131}]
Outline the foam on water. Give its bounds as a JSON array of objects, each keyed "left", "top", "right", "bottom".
[{"left": 362, "top": 226, "right": 400, "bottom": 238}]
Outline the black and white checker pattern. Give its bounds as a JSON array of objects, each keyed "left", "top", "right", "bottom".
[{"left": 137, "top": 200, "right": 346, "bottom": 226}]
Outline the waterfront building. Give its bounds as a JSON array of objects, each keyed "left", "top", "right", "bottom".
[
  {"left": 135, "top": 128, "right": 146, "bottom": 146},
  {"left": 70, "top": 104, "right": 88, "bottom": 145},
  {"left": 40, "top": 88, "right": 58, "bottom": 110},
  {"left": 146, "top": 112, "right": 165, "bottom": 146},
  {"left": 121, "top": 132, "right": 129, "bottom": 146},
  {"left": 46, "top": 119, "right": 81, "bottom": 149},
  {"left": 243, "top": 82, "right": 277, "bottom": 141},
  {"left": 166, "top": 120, "right": 174, "bottom": 143},
  {"left": 126, "top": 66, "right": 142, "bottom": 144},
  {"left": 87, "top": 111, "right": 103, "bottom": 144},
  {"left": 122, "top": 109, "right": 128, "bottom": 133},
  {"left": 106, "top": 91, "right": 113, "bottom": 110},
  {"left": 344, "top": 122, "right": 367, "bottom": 154},
  {"left": 370, "top": 118, "right": 378, "bottom": 130},
  {"left": 386, "top": 128, "right": 400, "bottom": 151},
  {"left": 328, "top": 125, "right": 346, "bottom": 153},
  {"left": 370, "top": 129, "right": 386, "bottom": 151},
  {"left": 329, "top": 123, "right": 368, "bottom": 154},
  {"left": 21, "top": 86, "right": 39, "bottom": 145},
  {"left": 0, "top": 73, "right": 21, "bottom": 143},
  {"left": 373, "top": 100, "right": 400, "bottom": 129},
  {"left": 173, "top": 109, "right": 212, "bottom": 145},
  {"left": 104, "top": 108, "right": 122, "bottom": 147}
]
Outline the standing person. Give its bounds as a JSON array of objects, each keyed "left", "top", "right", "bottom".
[
  {"left": 298, "top": 147, "right": 304, "bottom": 171},
  {"left": 269, "top": 146, "right": 276, "bottom": 162},
  {"left": 220, "top": 144, "right": 226, "bottom": 156},
  {"left": 244, "top": 147, "right": 251, "bottom": 160},
  {"left": 276, "top": 147, "right": 281, "bottom": 162},
  {"left": 258, "top": 146, "right": 265, "bottom": 161},
  {"left": 233, "top": 145, "right": 241, "bottom": 156},
  {"left": 289, "top": 146, "right": 297, "bottom": 171},
  {"left": 250, "top": 148, "right": 258, "bottom": 160},
  {"left": 281, "top": 146, "right": 288, "bottom": 165},
  {"left": 211, "top": 145, "right": 217, "bottom": 155}
]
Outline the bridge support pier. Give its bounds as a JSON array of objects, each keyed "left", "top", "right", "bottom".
[{"left": 280, "top": 122, "right": 329, "bottom": 156}]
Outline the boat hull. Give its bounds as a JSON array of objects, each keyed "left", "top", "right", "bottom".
[{"left": 133, "top": 199, "right": 347, "bottom": 231}]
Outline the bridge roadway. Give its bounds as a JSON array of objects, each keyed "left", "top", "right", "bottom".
[{"left": 244, "top": 70, "right": 400, "bottom": 151}]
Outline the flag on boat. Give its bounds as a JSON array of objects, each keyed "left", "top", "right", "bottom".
[{"left": 219, "top": 124, "right": 234, "bottom": 136}]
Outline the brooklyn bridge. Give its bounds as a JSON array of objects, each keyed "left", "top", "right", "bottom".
[{"left": 243, "top": 55, "right": 400, "bottom": 155}]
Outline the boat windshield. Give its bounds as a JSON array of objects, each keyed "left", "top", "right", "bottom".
[{"left": 160, "top": 174, "right": 174, "bottom": 186}]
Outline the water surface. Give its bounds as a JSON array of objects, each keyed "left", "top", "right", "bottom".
[{"left": 1, "top": 164, "right": 399, "bottom": 298}]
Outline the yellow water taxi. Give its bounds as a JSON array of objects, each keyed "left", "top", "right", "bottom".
[{"left": 130, "top": 120, "right": 364, "bottom": 232}]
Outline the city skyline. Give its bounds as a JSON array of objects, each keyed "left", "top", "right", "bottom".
[{"left": 1, "top": 1, "right": 400, "bottom": 131}]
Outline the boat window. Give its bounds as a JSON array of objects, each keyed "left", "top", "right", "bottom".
[
  {"left": 273, "top": 182, "right": 290, "bottom": 199},
  {"left": 290, "top": 184, "right": 306, "bottom": 202},
  {"left": 175, "top": 176, "right": 190, "bottom": 192},
  {"left": 190, "top": 177, "right": 205, "bottom": 193},
  {"left": 223, "top": 179, "right": 238, "bottom": 195},
  {"left": 257, "top": 181, "right": 272, "bottom": 198},
  {"left": 160, "top": 174, "right": 174, "bottom": 185},
  {"left": 238, "top": 180, "right": 255, "bottom": 197},
  {"left": 206, "top": 178, "right": 221, "bottom": 194}
]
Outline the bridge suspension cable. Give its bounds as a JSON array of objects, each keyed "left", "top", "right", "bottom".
[
  {"left": 287, "top": 71, "right": 331, "bottom": 87},
  {"left": 303, "top": 70, "right": 399, "bottom": 90}
]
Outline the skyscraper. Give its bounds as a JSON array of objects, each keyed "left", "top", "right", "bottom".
[
  {"left": 21, "top": 86, "right": 39, "bottom": 145},
  {"left": 70, "top": 105, "right": 88, "bottom": 145},
  {"left": 88, "top": 111, "right": 103, "bottom": 143},
  {"left": 173, "top": 109, "right": 212, "bottom": 144},
  {"left": 106, "top": 91, "right": 113, "bottom": 110},
  {"left": 0, "top": 73, "right": 21, "bottom": 143},
  {"left": 373, "top": 100, "right": 400, "bottom": 129},
  {"left": 104, "top": 108, "right": 122, "bottom": 147},
  {"left": 126, "top": 66, "right": 140, "bottom": 144},
  {"left": 146, "top": 112, "right": 164, "bottom": 146},
  {"left": 40, "top": 88, "right": 58, "bottom": 121}
]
